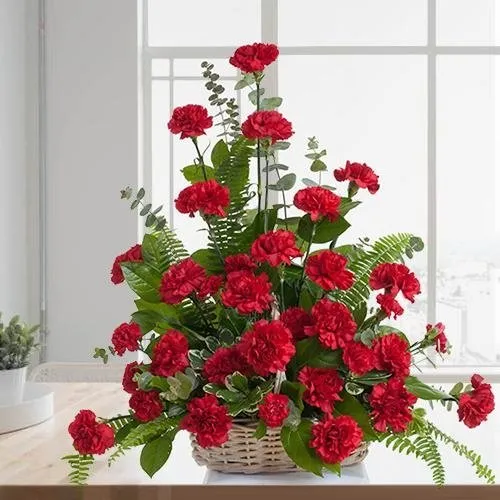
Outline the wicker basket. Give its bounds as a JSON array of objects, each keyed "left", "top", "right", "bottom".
[{"left": 190, "top": 418, "right": 369, "bottom": 474}]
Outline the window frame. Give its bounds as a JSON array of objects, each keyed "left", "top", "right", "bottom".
[{"left": 140, "top": 0, "right": 500, "bottom": 380}]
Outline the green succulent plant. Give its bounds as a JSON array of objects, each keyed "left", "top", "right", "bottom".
[{"left": 0, "top": 313, "right": 39, "bottom": 370}]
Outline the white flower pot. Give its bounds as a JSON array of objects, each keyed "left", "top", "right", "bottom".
[{"left": 0, "top": 366, "right": 27, "bottom": 406}]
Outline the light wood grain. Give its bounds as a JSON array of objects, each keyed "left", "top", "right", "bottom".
[{"left": 0, "top": 382, "right": 498, "bottom": 486}]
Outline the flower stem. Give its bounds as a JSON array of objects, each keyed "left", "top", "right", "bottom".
[
  {"left": 192, "top": 138, "right": 208, "bottom": 181},
  {"left": 203, "top": 215, "right": 225, "bottom": 265},
  {"left": 264, "top": 153, "right": 270, "bottom": 233},
  {"left": 256, "top": 81, "right": 262, "bottom": 214},
  {"left": 297, "top": 223, "right": 316, "bottom": 302},
  {"left": 276, "top": 168, "right": 289, "bottom": 230},
  {"left": 279, "top": 267, "right": 286, "bottom": 312}
]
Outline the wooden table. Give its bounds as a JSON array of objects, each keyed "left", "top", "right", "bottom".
[{"left": 0, "top": 382, "right": 498, "bottom": 485}]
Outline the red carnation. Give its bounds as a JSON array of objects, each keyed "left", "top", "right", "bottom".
[
  {"left": 458, "top": 374, "right": 495, "bottom": 428},
  {"left": 343, "top": 342, "right": 376, "bottom": 376},
  {"left": 304, "top": 298, "right": 357, "bottom": 350},
  {"left": 68, "top": 410, "right": 114, "bottom": 455},
  {"left": 251, "top": 230, "right": 302, "bottom": 267},
  {"left": 258, "top": 393, "right": 290, "bottom": 428},
  {"left": 279, "top": 307, "right": 313, "bottom": 341},
  {"left": 180, "top": 394, "right": 232, "bottom": 448},
  {"left": 221, "top": 270, "right": 274, "bottom": 315},
  {"left": 426, "top": 322, "right": 449, "bottom": 354},
  {"left": 111, "top": 244, "right": 142, "bottom": 284},
  {"left": 129, "top": 390, "right": 164, "bottom": 422},
  {"left": 159, "top": 258, "right": 206, "bottom": 304},
  {"left": 122, "top": 361, "right": 141, "bottom": 393},
  {"left": 224, "top": 253, "right": 257, "bottom": 274},
  {"left": 399, "top": 271, "right": 421, "bottom": 302},
  {"left": 111, "top": 322, "right": 142, "bottom": 356},
  {"left": 368, "top": 378, "right": 417, "bottom": 433},
  {"left": 198, "top": 274, "right": 224, "bottom": 299},
  {"left": 298, "top": 366, "right": 343, "bottom": 413},
  {"left": 168, "top": 104, "right": 212, "bottom": 139},
  {"left": 334, "top": 161, "right": 380, "bottom": 194},
  {"left": 175, "top": 180, "right": 230, "bottom": 218},
  {"left": 238, "top": 319, "right": 295, "bottom": 376},
  {"left": 229, "top": 43, "right": 279, "bottom": 73},
  {"left": 310, "top": 415, "right": 363, "bottom": 464},
  {"left": 373, "top": 333, "right": 411, "bottom": 378},
  {"left": 241, "top": 110, "right": 293, "bottom": 144},
  {"left": 306, "top": 251, "right": 354, "bottom": 292},
  {"left": 293, "top": 186, "right": 341, "bottom": 222},
  {"left": 202, "top": 346, "right": 252, "bottom": 385},
  {"left": 150, "top": 330, "right": 189, "bottom": 377},
  {"left": 376, "top": 293, "right": 404, "bottom": 319}
]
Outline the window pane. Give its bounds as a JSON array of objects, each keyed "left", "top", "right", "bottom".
[
  {"left": 152, "top": 59, "right": 170, "bottom": 77},
  {"left": 437, "top": 55, "right": 500, "bottom": 366},
  {"left": 148, "top": 0, "right": 261, "bottom": 47},
  {"left": 278, "top": 55, "right": 428, "bottom": 337},
  {"left": 437, "top": 0, "right": 500, "bottom": 46},
  {"left": 151, "top": 80, "right": 170, "bottom": 210},
  {"left": 278, "top": 0, "right": 427, "bottom": 46}
]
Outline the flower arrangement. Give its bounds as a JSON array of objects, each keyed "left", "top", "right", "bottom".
[{"left": 64, "top": 43, "right": 495, "bottom": 485}]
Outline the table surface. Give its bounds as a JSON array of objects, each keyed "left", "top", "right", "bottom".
[{"left": 0, "top": 382, "right": 498, "bottom": 485}]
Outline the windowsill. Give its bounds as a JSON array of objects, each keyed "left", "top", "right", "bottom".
[{"left": 411, "top": 366, "right": 500, "bottom": 382}]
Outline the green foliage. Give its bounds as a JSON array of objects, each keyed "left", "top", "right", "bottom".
[
  {"left": 380, "top": 432, "right": 445, "bottom": 485},
  {"left": 427, "top": 422, "right": 496, "bottom": 484},
  {"left": 62, "top": 454, "right": 94, "bottom": 485},
  {"left": 405, "top": 376, "right": 453, "bottom": 401},
  {"left": 121, "top": 262, "right": 161, "bottom": 303},
  {"left": 140, "top": 431, "right": 175, "bottom": 478},
  {"left": 201, "top": 61, "right": 240, "bottom": 142},
  {"left": 182, "top": 164, "right": 215, "bottom": 183},
  {"left": 108, "top": 415, "right": 180, "bottom": 466},
  {"left": 281, "top": 421, "right": 324, "bottom": 476},
  {"left": 338, "top": 233, "right": 424, "bottom": 310},
  {"left": 297, "top": 214, "right": 350, "bottom": 245},
  {"left": 208, "top": 137, "right": 255, "bottom": 256},
  {"left": 0, "top": 313, "right": 39, "bottom": 370},
  {"left": 334, "top": 393, "right": 378, "bottom": 442},
  {"left": 293, "top": 337, "right": 343, "bottom": 370}
]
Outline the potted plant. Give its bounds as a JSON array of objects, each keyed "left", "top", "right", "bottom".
[
  {"left": 0, "top": 313, "right": 39, "bottom": 406},
  {"left": 63, "top": 43, "right": 495, "bottom": 486}
]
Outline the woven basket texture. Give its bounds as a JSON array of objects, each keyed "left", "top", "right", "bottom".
[{"left": 190, "top": 418, "right": 369, "bottom": 474}]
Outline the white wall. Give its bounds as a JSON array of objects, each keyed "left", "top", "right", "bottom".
[
  {"left": 45, "top": 0, "right": 139, "bottom": 361},
  {"left": 0, "top": 0, "right": 29, "bottom": 321}
]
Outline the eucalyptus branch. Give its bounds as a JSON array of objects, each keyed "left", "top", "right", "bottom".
[{"left": 275, "top": 168, "right": 289, "bottom": 230}]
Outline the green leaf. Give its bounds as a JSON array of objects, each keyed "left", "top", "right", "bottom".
[
  {"left": 219, "top": 328, "right": 235, "bottom": 346},
  {"left": 302, "top": 178, "right": 318, "bottom": 187},
  {"left": 261, "top": 97, "right": 283, "bottom": 110},
  {"left": 281, "top": 421, "right": 324, "bottom": 476},
  {"left": 308, "top": 349, "right": 343, "bottom": 369},
  {"left": 271, "top": 141, "right": 290, "bottom": 151},
  {"left": 182, "top": 164, "right": 215, "bottom": 183},
  {"left": 294, "top": 337, "right": 322, "bottom": 368},
  {"left": 137, "top": 187, "right": 145, "bottom": 200},
  {"left": 248, "top": 88, "right": 265, "bottom": 105},
  {"left": 141, "top": 233, "right": 170, "bottom": 273},
  {"left": 268, "top": 173, "right": 296, "bottom": 191},
  {"left": 352, "top": 302, "right": 367, "bottom": 328},
  {"left": 211, "top": 140, "right": 230, "bottom": 169},
  {"left": 323, "top": 462, "right": 341, "bottom": 476},
  {"left": 254, "top": 421, "right": 267, "bottom": 439},
  {"left": 262, "top": 163, "right": 289, "bottom": 172},
  {"left": 405, "top": 376, "right": 451, "bottom": 401},
  {"left": 140, "top": 433, "right": 174, "bottom": 478},
  {"left": 188, "top": 350, "right": 205, "bottom": 370},
  {"left": 190, "top": 248, "right": 223, "bottom": 274},
  {"left": 140, "top": 204, "right": 152, "bottom": 216},
  {"left": 226, "top": 387, "right": 265, "bottom": 416},
  {"left": 121, "top": 262, "right": 161, "bottom": 303},
  {"left": 334, "top": 392, "right": 378, "bottom": 442},
  {"left": 280, "top": 380, "right": 306, "bottom": 411},
  {"left": 226, "top": 372, "right": 249, "bottom": 393},
  {"left": 243, "top": 208, "right": 278, "bottom": 242},
  {"left": 449, "top": 382, "right": 464, "bottom": 397},
  {"left": 297, "top": 215, "right": 350, "bottom": 244},
  {"left": 310, "top": 159, "right": 327, "bottom": 172},
  {"left": 339, "top": 198, "right": 362, "bottom": 216}
]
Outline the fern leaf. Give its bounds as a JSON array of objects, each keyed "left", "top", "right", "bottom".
[
  {"left": 108, "top": 414, "right": 179, "bottom": 466},
  {"left": 427, "top": 422, "right": 496, "bottom": 484},
  {"left": 339, "top": 233, "right": 418, "bottom": 310},
  {"left": 209, "top": 137, "right": 254, "bottom": 256},
  {"left": 62, "top": 454, "right": 94, "bottom": 485},
  {"left": 379, "top": 432, "right": 445, "bottom": 485}
]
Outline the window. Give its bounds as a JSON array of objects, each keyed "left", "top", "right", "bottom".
[{"left": 142, "top": 0, "right": 500, "bottom": 373}]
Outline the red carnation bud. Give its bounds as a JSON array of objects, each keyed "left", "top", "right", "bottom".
[
  {"left": 168, "top": 104, "right": 212, "bottom": 139},
  {"left": 229, "top": 43, "right": 279, "bottom": 73},
  {"left": 334, "top": 161, "right": 380, "bottom": 194}
]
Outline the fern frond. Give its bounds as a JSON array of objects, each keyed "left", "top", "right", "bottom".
[
  {"left": 209, "top": 137, "right": 254, "bottom": 256},
  {"left": 62, "top": 454, "right": 94, "bottom": 485},
  {"left": 106, "top": 415, "right": 133, "bottom": 432},
  {"left": 427, "top": 422, "right": 496, "bottom": 484},
  {"left": 339, "top": 233, "right": 417, "bottom": 310},
  {"left": 380, "top": 432, "right": 445, "bottom": 485},
  {"left": 108, "top": 414, "right": 178, "bottom": 466}
]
